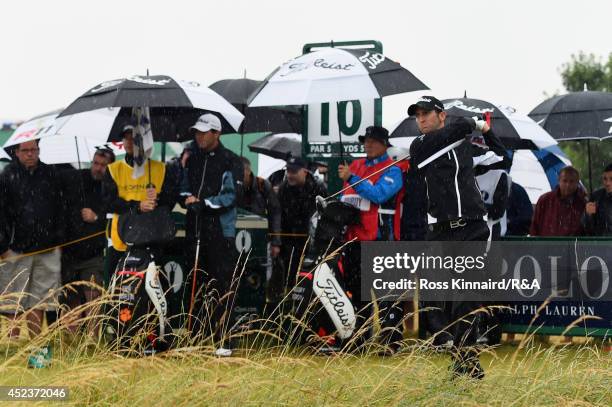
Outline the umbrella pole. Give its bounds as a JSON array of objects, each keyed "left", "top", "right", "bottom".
[
  {"left": 74, "top": 136, "right": 86, "bottom": 206},
  {"left": 587, "top": 139, "right": 593, "bottom": 193},
  {"left": 336, "top": 101, "right": 345, "bottom": 164}
]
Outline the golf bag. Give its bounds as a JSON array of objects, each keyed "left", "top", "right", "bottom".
[
  {"left": 291, "top": 197, "right": 360, "bottom": 345},
  {"left": 104, "top": 208, "right": 176, "bottom": 354}
]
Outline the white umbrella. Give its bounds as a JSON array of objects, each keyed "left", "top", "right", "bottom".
[
  {"left": 509, "top": 148, "right": 572, "bottom": 204},
  {"left": 248, "top": 48, "right": 428, "bottom": 107},
  {"left": 3, "top": 109, "right": 119, "bottom": 164}
]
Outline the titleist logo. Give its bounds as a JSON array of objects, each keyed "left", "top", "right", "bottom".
[{"left": 315, "top": 278, "right": 351, "bottom": 327}]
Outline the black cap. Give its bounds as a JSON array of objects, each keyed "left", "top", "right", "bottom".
[
  {"left": 407, "top": 96, "right": 444, "bottom": 116},
  {"left": 358, "top": 125, "right": 392, "bottom": 147},
  {"left": 286, "top": 156, "right": 307, "bottom": 172}
]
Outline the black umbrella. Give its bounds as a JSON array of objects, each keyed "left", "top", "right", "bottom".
[
  {"left": 210, "top": 78, "right": 301, "bottom": 133},
  {"left": 528, "top": 91, "right": 612, "bottom": 141},
  {"left": 529, "top": 91, "right": 612, "bottom": 191},
  {"left": 391, "top": 97, "right": 556, "bottom": 150},
  {"left": 210, "top": 78, "right": 302, "bottom": 155},
  {"left": 248, "top": 133, "right": 302, "bottom": 160},
  {"left": 57, "top": 75, "right": 244, "bottom": 142}
]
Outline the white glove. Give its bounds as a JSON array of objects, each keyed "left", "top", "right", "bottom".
[
  {"left": 471, "top": 116, "right": 487, "bottom": 132},
  {"left": 204, "top": 199, "right": 222, "bottom": 209}
]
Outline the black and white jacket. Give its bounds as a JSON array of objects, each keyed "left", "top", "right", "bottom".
[{"left": 409, "top": 118, "right": 506, "bottom": 224}]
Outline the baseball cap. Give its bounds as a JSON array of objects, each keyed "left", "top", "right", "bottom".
[
  {"left": 407, "top": 96, "right": 444, "bottom": 116},
  {"left": 191, "top": 113, "right": 222, "bottom": 133},
  {"left": 358, "top": 125, "right": 392, "bottom": 147},
  {"left": 286, "top": 156, "right": 307, "bottom": 172},
  {"left": 121, "top": 125, "right": 134, "bottom": 136}
]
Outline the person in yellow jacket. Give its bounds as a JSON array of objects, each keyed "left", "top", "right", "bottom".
[{"left": 103, "top": 126, "right": 176, "bottom": 276}]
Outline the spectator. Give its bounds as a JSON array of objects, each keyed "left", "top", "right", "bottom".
[
  {"left": 0, "top": 140, "right": 65, "bottom": 338},
  {"left": 583, "top": 163, "right": 612, "bottom": 236},
  {"left": 338, "top": 125, "right": 407, "bottom": 353},
  {"left": 60, "top": 148, "right": 115, "bottom": 332},
  {"left": 530, "top": 166, "right": 586, "bottom": 236},
  {"left": 401, "top": 166, "right": 428, "bottom": 241},
  {"left": 103, "top": 126, "right": 176, "bottom": 276},
  {"left": 277, "top": 156, "right": 327, "bottom": 288},
  {"left": 167, "top": 141, "right": 196, "bottom": 200},
  {"left": 506, "top": 182, "right": 533, "bottom": 236},
  {"left": 238, "top": 156, "right": 282, "bottom": 250},
  {"left": 237, "top": 157, "right": 282, "bottom": 303},
  {"left": 182, "top": 113, "right": 243, "bottom": 357}
]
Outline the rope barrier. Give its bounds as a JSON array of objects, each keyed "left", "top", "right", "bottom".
[{"left": 0, "top": 231, "right": 106, "bottom": 264}]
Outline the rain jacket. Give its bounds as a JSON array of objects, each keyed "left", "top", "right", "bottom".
[
  {"left": 277, "top": 171, "right": 327, "bottom": 247},
  {"left": 342, "top": 153, "right": 405, "bottom": 241},
  {"left": 239, "top": 172, "right": 282, "bottom": 246},
  {"left": 409, "top": 118, "right": 487, "bottom": 224},
  {"left": 182, "top": 142, "right": 243, "bottom": 239},
  {"left": 60, "top": 168, "right": 108, "bottom": 261},
  {"left": 530, "top": 186, "right": 586, "bottom": 236},
  {"left": 103, "top": 155, "right": 176, "bottom": 251},
  {"left": 582, "top": 188, "right": 612, "bottom": 236},
  {"left": 0, "top": 160, "right": 66, "bottom": 254}
]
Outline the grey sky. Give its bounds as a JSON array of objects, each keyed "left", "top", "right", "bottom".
[{"left": 1, "top": 0, "right": 609, "bottom": 128}]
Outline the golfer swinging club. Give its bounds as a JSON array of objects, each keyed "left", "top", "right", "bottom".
[{"left": 408, "top": 96, "right": 492, "bottom": 379}]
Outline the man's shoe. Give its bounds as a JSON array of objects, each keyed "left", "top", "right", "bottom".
[
  {"left": 432, "top": 339, "right": 454, "bottom": 353},
  {"left": 214, "top": 347, "right": 233, "bottom": 357},
  {"left": 451, "top": 351, "right": 485, "bottom": 380}
]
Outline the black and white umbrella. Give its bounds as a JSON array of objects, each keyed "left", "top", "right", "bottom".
[
  {"left": 528, "top": 91, "right": 612, "bottom": 141},
  {"left": 3, "top": 109, "right": 122, "bottom": 164},
  {"left": 390, "top": 98, "right": 557, "bottom": 150},
  {"left": 210, "top": 78, "right": 301, "bottom": 134},
  {"left": 57, "top": 75, "right": 244, "bottom": 142},
  {"left": 529, "top": 90, "right": 612, "bottom": 191},
  {"left": 248, "top": 132, "right": 301, "bottom": 160},
  {"left": 247, "top": 48, "right": 428, "bottom": 106}
]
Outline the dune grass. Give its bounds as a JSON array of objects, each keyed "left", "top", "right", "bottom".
[
  {"left": 0, "top": 306, "right": 610, "bottom": 406},
  {"left": 0, "top": 264, "right": 610, "bottom": 406}
]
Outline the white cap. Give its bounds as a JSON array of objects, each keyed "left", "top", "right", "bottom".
[{"left": 191, "top": 113, "right": 222, "bottom": 133}]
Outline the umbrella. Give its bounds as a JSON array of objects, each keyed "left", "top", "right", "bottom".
[
  {"left": 529, "top": 90, "right": 612, "bottom": 191},
  {"left": 509, "top": 146, "right": 572, "bottom": 204},
  {"left": 529, "top": 91, "right": 612, "bottom": 141},
  {"left": 390, "top": 98, "right": 557, "bottom": 150},
  {"left": 248, "top": 48, "right": 428, "bottom": 107},
  {"left": 0, "top": 148, "right": 9, "bottom": 161},
  {"left": 209, "top": 78, "right": 302, "bottom": 134},
  {"left": 3, "top": 109, "right": 121, "bottom": 164},
  {"left": 248, "top": 133, "right": 301, "bottom": 160},
  {"left": 248, "top": 47, "right": 427, "bottom": 164},
  {"left": 210, "top": 77, "right": 302, "bottom": 156},
  {"left": 57, "top": 75, "right": 244, "bottom": 142}
]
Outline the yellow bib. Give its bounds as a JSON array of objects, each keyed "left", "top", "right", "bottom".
[{"left": 108, "top": 159, "right": 166, "bottom": 251}]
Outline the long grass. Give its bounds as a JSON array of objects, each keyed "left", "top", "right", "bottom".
[{"left": 0, "top": 258, "right": 611, "bottom": 406}]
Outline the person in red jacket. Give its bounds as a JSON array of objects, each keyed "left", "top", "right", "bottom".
[
  {"left": 337, "top": 126, "right": 408, "bottom": 354},
  {"left": 530, "top": 166, "right": 586, "bottom": 236}
]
